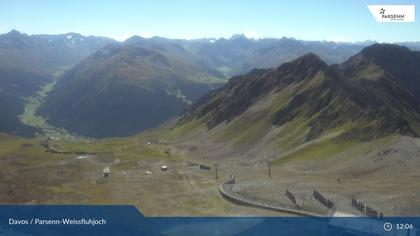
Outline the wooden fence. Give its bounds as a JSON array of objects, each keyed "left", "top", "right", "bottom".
[
  {"left": 313, "top": 190, "right": 335, "bottom": 209},
  {"left": 351, "top": 198, "right": 383, "bottom": 217},
  {"left": 285, "top": 189, "right": 299, "bottom": 209}
]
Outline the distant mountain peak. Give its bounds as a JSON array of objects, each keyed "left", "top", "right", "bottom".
[
  {"left": 62, "top": 32, "right": 83, "bottom": 38},
  {"left": 348, "top": 43, "right": 420, "bottom": 100},
  {"left": 361, "top": 43, "right": 411, "bottom": 57},
  {"left": 5, "top": 29, "right": 25, "bottom": 37},
  {"left": 9, "top": 29, "right": 20, "bottom": 33},
  {"left": 279, "top": 52, "right": 327, "bottom": 71},
  {"left": 230, "top": 34, "right": 256, "bottom": 41},
  {"left": 295, "top": 52, "right": 324, "bottom": 63},
  {"left": 124, "top": 35, "right": 146, "bottom": 44},
  {"left": 279, "top": 36, "right": 295, "bottom": 41},
  {"left": 230, "top": 34, "right": 247, "bottom": 39},
  {"left": 343, "top": 43, "right": 416, "bottom": 72},
  {"left": 345, "top": 43, "right": 419, "bottom": 75}
]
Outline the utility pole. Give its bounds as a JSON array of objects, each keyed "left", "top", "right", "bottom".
[
  {"left": 215, "top": 164, "right": 218, "bottom": 180},
  {"left": 268, "top": 160, "right": 271, "bottom": 178}
]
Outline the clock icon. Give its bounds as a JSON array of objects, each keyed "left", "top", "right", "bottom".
[{"left": 384, "top": 222, "right": 393, "bottom": 232}]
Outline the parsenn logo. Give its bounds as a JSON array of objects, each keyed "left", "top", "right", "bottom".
[
  {"left": 380, "top": 8, "right": 386, "bottom": 15},
  {"left": 368, "top": 5, "right": 415, "bottom": 22},
  {"left": 379, "top": 7, "right": 405, "bottom": 20}
]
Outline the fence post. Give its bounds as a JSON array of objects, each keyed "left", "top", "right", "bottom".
[{"left": 215, "top": 164, "right": 218, "bottom": 180}]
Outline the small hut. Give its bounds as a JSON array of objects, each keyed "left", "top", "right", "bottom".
[
  {"left": 161, "top": 165, "right": 168, "bottom": 171},
  {"left": 103, "top": 167, "right": 110, "bottom": 177}
]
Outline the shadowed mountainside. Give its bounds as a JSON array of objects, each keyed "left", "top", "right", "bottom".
[
  {"left": 39, "top": 43, "right": 225, "bottom": 138},
  {"left": 0, "top": 30, "right": 115, "bottom": 136}
]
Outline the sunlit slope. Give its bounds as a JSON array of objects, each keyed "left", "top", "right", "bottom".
[{"left": 171, "top": 44, "right": 420, "bottom": 163}]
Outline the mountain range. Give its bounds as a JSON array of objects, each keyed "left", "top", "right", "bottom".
[
  {"left": 127, "top": 34, "right": 370, "bottom": 77},
  {"left": 36, "top": 34, "right": 380, "bottom": 138},
  {"left": 1, "top": 30, "right": 420, "bottom": 139},
  {"left": 38, "top": 43, "right": 225, "bottom": 137},
  {"left": 173, "top": 43, "right": 420, "bottom": 162}
]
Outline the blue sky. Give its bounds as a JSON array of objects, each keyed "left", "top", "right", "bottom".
[{"left": 0, "top": 0, "right": 418, "bottom": 42}]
